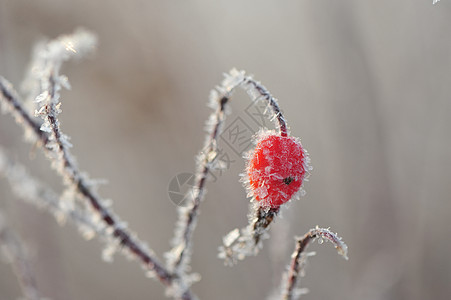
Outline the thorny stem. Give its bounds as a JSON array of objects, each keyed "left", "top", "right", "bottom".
[
  {"left": 0, "top": 217, "right": 41, "bottom": 300},
  {"left": 281, "top": 227, "right": 348, "bottom": 300},
  {"left": 0, "top": 79, "right": 189, "bottom": 297},
  {"left": 171, "top": 71, "right": 288, "bottom": 274}
]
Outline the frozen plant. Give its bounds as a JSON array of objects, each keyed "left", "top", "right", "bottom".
[
  {"left": 1, "top": 29, "right": 183, "bottom": 299},
  {"left": 219, "top": 128, "right": 311, "bottom": 265},
  {"left": 0, "top": 29, "right": 348, "bottom": 300},
  {"left": 275, "top": 227, "right": 348, "bottom": 300}
]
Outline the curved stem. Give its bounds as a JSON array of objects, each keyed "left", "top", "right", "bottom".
[
  {"left": 170, "top": 70, "right": 289, "bottom": 272},
  {"left": 243, "top": 78, "right": 288, "bottom": 137},
  {"left": 281, "top": 227, "right": 348, "bottom": 300}
]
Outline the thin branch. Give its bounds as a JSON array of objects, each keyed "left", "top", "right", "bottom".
[
  {"left": 168, "top": 70, "right": 289, "bottom": 275},
  {"left": 1, "top": 73, "right": 178, "bottom": 289},
  {"left": 280, "top": 227, "right": 348, "bottom": 300},
  {"left": 0, "top": 30, "right": 193, "bottom": 298},
  {"left": 0, "top": 148, "right": 102, "bottom": 235},
  {"left": 244, "top": 78, "right": 288, "bottom": 137},
  {"left": 0, "top": 77, "right": 48, "bottom": 145},
  {"left": 2, "top": 56, "right": 290, "bottom": 300},
  {"left": 218, "top": 205, "right": 280, "bottom": 266},
  {"left": 252, "top": 206, "right": 280, "bottom": 246}
]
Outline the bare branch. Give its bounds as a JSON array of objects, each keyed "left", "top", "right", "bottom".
[{"left": 0, "top": 30, "right": 191, "bottom": 299}]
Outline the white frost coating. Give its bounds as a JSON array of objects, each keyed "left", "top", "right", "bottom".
[
  {"left": 275, "top": 227, "right": 348, "bottom": 300},
  {"left": 2, "top": 30, "right": 183, "bottom": 296},
  {"left": 215, "top": 71, "right": 310, "bottom": 265},
  {"left": 222, "top": 228, "right": 240, "bottom": 247},
  {"left": 28, "top": 29, "right": 97, "bottom": 189},
  {"left": 240, "top": 128, "right": 311, "bottom": 209},
  {"left": 33, "top": 28, "right": 96, "bottom": 121},
  {"left": 0, "top": 77, "right": 41, "bottom": 144},
  {"left": 21, "top": 29, "right": 93, "bottom": 112},
  {"left": 220, "top": 69, "right": 245, "bottom": 92},
  {"left": 165, "top": 68, "right": 250, "bottom": 291},
  {"left": 0, "top": 148, "right": 166, "bottom": 281},
  {"left": 254, "top": 186, "right": 268, "bottom": 199},
  {"left": 41, "top": 28, "right": 96, "bottom": 66},
  {"left": 308, "top": 226, "right": 348, "bottom": 260},
  {"left": 0, "top": 148, "right": 105, "bottom": 238},
  {"left": 433, "top": 0, "right": 440, "bottom": 4},
  {"left": 102, "top": 242, "right": 118, "bottom": 263},
  {"left": 218, "top": 203, "right": 277, "bottom": 266},
  {"left": 168, "top": 68, "right": 289, "bottom": 288},
  {"left": 32, "top": 28, "right": 96, "bottom": 111}
]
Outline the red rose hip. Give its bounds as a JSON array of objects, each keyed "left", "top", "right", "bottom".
[{"left": 246, "top": 132, "right": 308, "bottom": 208}]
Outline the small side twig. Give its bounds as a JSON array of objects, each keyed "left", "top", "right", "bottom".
[
  {"left": 279, "top": 226, "right": 348, "bottom": 300},
  {"left": 218, "top": 205, "right": 280, "bottom": 266}
]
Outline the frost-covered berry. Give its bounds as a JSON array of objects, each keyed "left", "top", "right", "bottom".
[{"left": 246, "top": 131, "right": 308, "bottom": 208}]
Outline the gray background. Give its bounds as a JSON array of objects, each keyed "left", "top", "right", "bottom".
[{"left": 1, "top": 1, "right": 450, "bottom": 299}]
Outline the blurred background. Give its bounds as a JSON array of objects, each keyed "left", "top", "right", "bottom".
[{"left": 1, "top": 1, "right": 450, "bottom": 299}]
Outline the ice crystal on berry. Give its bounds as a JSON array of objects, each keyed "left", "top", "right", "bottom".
[{"left": 245, "top": 130, "right": 310, "bottom": 208}]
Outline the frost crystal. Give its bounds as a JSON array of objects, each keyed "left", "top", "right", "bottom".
[
  {"left": 244, "top": 129, "right": 310, "bottom": 208},
  {"left": 219, "top": 204, "right": 279, "bottom": 265},
  {"left": 102, "top": 243, "right": 117, "bottom": 263},
  {"left": 0, "top": 148, "right": 105, "bottom": 238},
  {"left": 222, "top": 228, "right": 240, "bottom": 247}
]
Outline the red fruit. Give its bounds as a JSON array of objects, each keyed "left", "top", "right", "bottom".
[{"left": 246, "top": 132, "right": 308, "bottom": 208}]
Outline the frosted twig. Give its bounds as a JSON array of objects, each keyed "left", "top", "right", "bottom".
[
  {"left": 167, "top": 70, "right": 289, "bottom": 281},
  {"left": 218, "top": 205, "right": 279, "bottom": 265},
  {"left": 0, "top": 214, "right": 42, "bottom": 300},
  {"left": 0, "top": 148, "right": 104, "bottom": 239},
  {"left": 242, "top": 77, "right": 288, "bottom": 137},
  {"left": 279, "top": 227, "right": 348, "bottom": 300},
  {"left": 0, "top": 77, "right": 47, "bottom": 145},
  {"left": 0, "top": 30, "right": 193, "bottom": 299},
  {"left": 214, "top": 71, "right": 298, "bottom": 265},
  {"left": 252, "top": 206, "right": 280, "bottom": 246}
]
